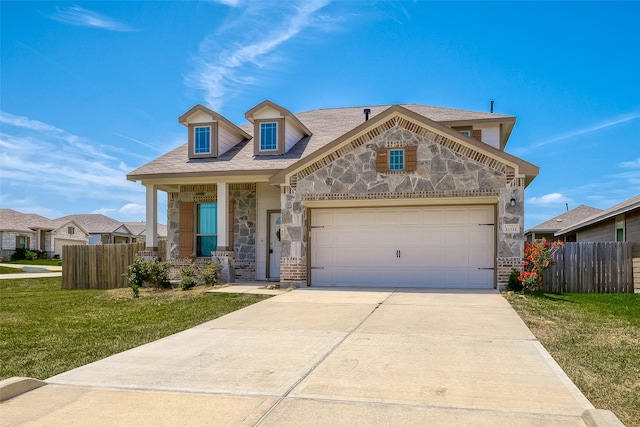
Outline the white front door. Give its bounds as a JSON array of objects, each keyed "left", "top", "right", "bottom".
[{"left": 268, "top": 212, "right": 282, "bottom": 279}]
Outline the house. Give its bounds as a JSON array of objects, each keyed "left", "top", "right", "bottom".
[
  {"left": 555, "top": 195, "right": 640, "bottom": 243},
  {"left": 0, "top": 209, "right": 89, "bottom": 259},
  {"left": 123, "top": 222, "right": 168, "bottom": 243},
  {"left": 525, "top": 205, "right": 603, "bottom": 242},
  {"left": 56, "top": 214, "right": 134, "bottom": 245},
  {"left": 127, "top": 101, "right": 539, "bottom": 289},
  {"left": 555, "top": 195, "right": 640, "bottom": 291}
]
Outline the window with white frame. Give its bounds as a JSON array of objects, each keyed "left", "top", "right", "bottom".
[
  {"left": 259, "top": 122, "right": 278, "bottom": 151},
  {"left": 196, "top": 203, "right": 217, "bottom": 256},
  {"left": 194, "top": 126, "right": 211, "bottom": 154}
]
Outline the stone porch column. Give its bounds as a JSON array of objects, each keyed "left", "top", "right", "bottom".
[
  {"left": 145, "top": 184, "right": 158, "bottom": 250},
  {"left": 217, "top": 182, "right": 229, "bottom": 250}
]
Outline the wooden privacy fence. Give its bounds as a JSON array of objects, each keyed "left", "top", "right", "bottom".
[
  {"left": 543, "top": 242, "right": 633, "bottom": 293},
  {"left": 62, "top": 241, "right": 166, "bottom": 289}
]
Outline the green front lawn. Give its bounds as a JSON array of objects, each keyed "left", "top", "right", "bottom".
[
  {"left": 0, "top": 277, "right": 270, "bottom": 380},
  {"left": 506, "top": 292, "right": 640, "bottom": 427},
  {"left": 3, "top": 259, "right": 62, "bottom": 266},
  {"left": 0, "top": 266, "right": 28, "bottom": 274}
]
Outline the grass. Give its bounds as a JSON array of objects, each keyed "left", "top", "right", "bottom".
[
  {"left": 0, "top": 266, "right": 28, "bottom": 274},
  {"left": 0, "top": 277, "right": 270, "bottom": 381},
  {"left": 506, "top": 292, "right": 640, "bottom": 427},
  {"left": 3, "top": 259, "right": 62, "bottom": 266}
]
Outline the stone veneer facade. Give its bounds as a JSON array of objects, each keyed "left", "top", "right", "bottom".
[
  {"left": 167, "top": 184, "right": 257, "bottom": 281},
  {"left": 277, "top": 123, "right": 525, "bottom": 289}
]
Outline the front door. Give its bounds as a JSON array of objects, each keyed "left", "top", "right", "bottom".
[{"left": 268, "top": 212, "right": 282, "bottom": 280}]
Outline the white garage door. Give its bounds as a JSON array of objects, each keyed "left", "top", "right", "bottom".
[
  {"left": 310, "top": 206, "right": 495, "bottom": 288},
  {"left": 54, "top": 239, "right": 85, "bottom": 258}
]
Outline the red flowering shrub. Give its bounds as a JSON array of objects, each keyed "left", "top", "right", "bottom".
[{"left": 518, "top": 238, "right": 564, "bottom": 293}]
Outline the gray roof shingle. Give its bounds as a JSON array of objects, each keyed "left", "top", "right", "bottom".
[
  {"left": 128, "top": 104, "right": 515, "bottom": 180},
  {"left": 525, "top": 205, "right": 603, "bottom": 234}
]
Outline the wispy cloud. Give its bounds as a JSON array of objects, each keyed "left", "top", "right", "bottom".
[
  {"left": 619, "top": 157, "right": 640, "bottom": 168},
  {"left": 533, "top": 112, "right": 640, "bottom": 149},
  {"left": 185, "top": 0, "right": 332, "bottom": 110},
  {"left": 526, "top": 192, "right": 570, "bottom": 205},
  {"left": 0, "top": 111, "right": 148, "bottom": 220},
  {"left": 49, "top": 6, "right": 135, "bottom": 32}
]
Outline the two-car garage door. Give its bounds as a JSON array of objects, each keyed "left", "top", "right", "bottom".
[{"left": 310, "top": 205, "right": 495, "bottom": 288}]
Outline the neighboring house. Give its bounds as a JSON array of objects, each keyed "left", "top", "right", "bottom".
[
  {"left": 555, "top": 195, "right": 640, "bottom": 243},
  {"left": 525, "top": 205, "right": 603, "bottom": 242},
  {"left": 555, "top": 195, "right": 640, "bottom": 291},
  {"left": 56, "top": 214, "right": 134, "bottom": 245},
  {"left": 0, "top": 209, "right": 89, "bottom": 259},
  {"left": 128, "top": 101, "right": 539, "bottom": 289},
  {"left": 123, "top": 222, "right": 168, "bottom": 243}
]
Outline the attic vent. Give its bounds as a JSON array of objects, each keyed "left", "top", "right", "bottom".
[{"left": 364, "top": 108, "right": 371, "bottom": 121}]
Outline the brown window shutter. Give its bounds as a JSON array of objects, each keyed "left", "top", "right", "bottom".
[
  {"left": 228, "top": 200, "right": 234, "bottom": 251},
  {"left": 472, "top": 129, "right": 482, "bottom": 141},
  {"left": 405, "top": 146, "right": 417, "bottom": 171},
  {"left": 179, "top": 202, "right": 194, "bottom": 258},
  {"left": 376, "top": 148, "right": 388, "bottom": 173}
]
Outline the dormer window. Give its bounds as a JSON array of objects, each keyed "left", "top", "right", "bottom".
[
  {"left": 180, "top": 104, "right": 251, "bottom": 160},
  {"left": 187, "top": 122, "right": 217, "bottom": 158},
  {"left": 194, "top": 126, "right": 211, "bottom": 154},
  {"left": 260, "top": 122, "right": 278, "bottom": 151},
  {"left": 253, "top": 118, "right": 285, "bottom": 155}
]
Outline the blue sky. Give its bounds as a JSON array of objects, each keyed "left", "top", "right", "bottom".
[{"left": 1, "top": 1, "right": 638, "bottom": 229}]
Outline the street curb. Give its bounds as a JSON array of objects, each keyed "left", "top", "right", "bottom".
[
  {"left": 582, "top": 409, "right": 626, "bottom": 427},
  {"left": 0, "top": 377, "right": 46, "bottom": 402}
]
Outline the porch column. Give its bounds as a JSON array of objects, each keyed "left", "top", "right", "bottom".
[
  {"left": 145, "top": 184, "right": 158, "bottom": 250},
  {"left": 217, "top": 182, "right": 229, "bottom": 250}
]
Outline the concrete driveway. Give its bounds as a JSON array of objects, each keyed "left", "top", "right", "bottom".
[{"left": 1, "top": 288, "right": 596, "bottom": 426}]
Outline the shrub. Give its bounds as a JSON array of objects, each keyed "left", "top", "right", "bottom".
[
  {"left": 200, "top": 262, "right": 221, "bottom": 286},
  {"left": 519, "top": 238, "right": 564, "bottom": 293},
  {"left": 180, "top": 267, "right": 197, "bottom": 290},
  {"left": 507, "top": 268, "right": 523, "bottom": 292},
  {"left": 126, "top": 256, "right": 170, "bottom": 289},
  {"left": 10, "top": 248, "right": 41, "bottom": 261}
]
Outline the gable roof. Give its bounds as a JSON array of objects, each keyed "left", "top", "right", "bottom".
[
  {"left": 525, "top": 205, "right": 603, "bottom": 234},
  {"left": 178, "top": 104, "right": 251, "bottom": 140},
  {"left": 0, "top": 208, "right": 56, "bottom": 232},
  {"left": 123, "top": 222, "right": 168, "bottom": 238},
  {"left": 270, "top": 104, "right": 536, "bottom": 186},
  {"left": 244, "top": 100, "right": 312, "bottom": 136},
  {"left": 127, "top": 103, "right": 526, "bottom": 186},
  {"left": 556, "top": 194, "right": 640, "bottom": 236},
  {"left": 56, "top": 214, "right": 132, "bottom": 235}
]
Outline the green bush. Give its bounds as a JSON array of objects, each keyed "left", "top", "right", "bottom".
[
  {"left": 507, "top": 268, "right": 523, "bottom": 292},
  {"left": 126, "top": 256, "right": 170, "bottom": 289},
  {"left": 12, "top": 248, "right": 49, "bottom": 261},
  {"left": 200, "top": 262, "right": 221, "bottom": 286},
  {"left": 180, "top": 267, "right": 197, "bottom": 290}
]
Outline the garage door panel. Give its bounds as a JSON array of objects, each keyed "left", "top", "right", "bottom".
[{"left": 311, "top": 206, "right": 495, "bottom": 288}]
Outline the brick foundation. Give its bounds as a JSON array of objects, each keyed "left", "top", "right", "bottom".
[
  {"left": 497, "top": 257, "right": 522, "bottom": 290},
  {"left": 280, "top": 257, "right": 306, "bottom": 284}
]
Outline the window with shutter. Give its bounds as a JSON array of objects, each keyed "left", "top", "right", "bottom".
[{"left": 472, "top": 129, "right": 482, "bottom": 141}]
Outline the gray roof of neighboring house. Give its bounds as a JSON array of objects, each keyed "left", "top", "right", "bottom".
[
  {"left": 56, "top": 214, "right": 132, "bottom": 235},
  {"left": 123, "top": 222, "right": 168, "bottom": 238},
  {"left": 525, "top": 205, "right": 603, "bottom": 234},
  {"left": 0, "top": 208, "right": 56, "bottom": 232},
  {"left": 127, "top": 104, "right": 517, "bottom": 180},
  {"left": 555, "top": 194, "right": 640, "bottom": 236}
]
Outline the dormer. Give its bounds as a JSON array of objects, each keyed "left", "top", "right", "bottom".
[
  {"left": 179, "top": 104, "right": 251, "bottom": 159},
  {"left": 244, "top": 100, "right": 311, "bottom": 156}
]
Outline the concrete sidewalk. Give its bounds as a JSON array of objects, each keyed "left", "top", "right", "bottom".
[{"left": 0, "top": 288, "right": 611, "bottom": 426}]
